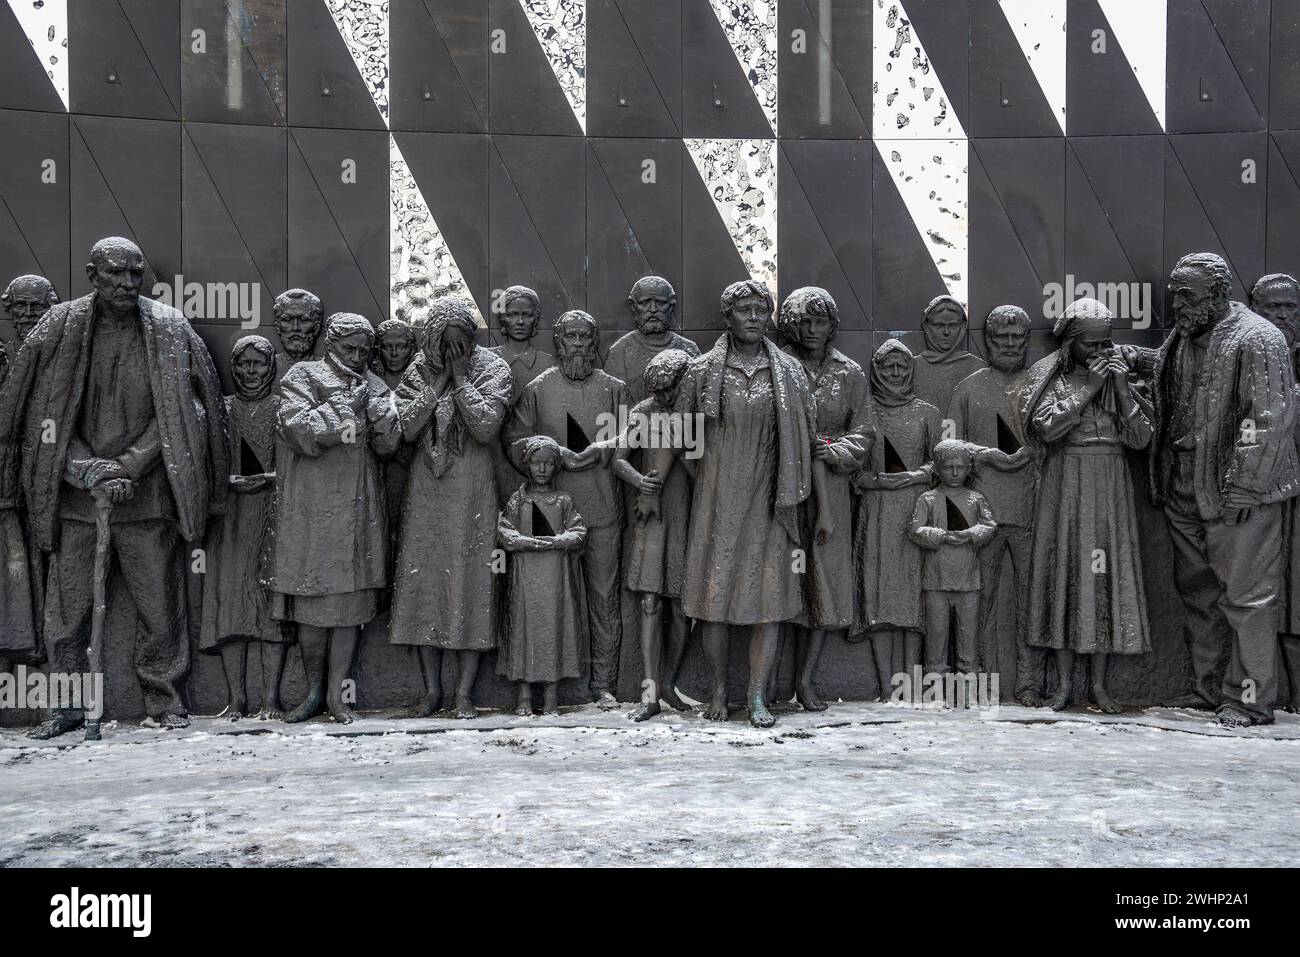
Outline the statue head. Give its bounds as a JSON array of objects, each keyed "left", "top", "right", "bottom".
[
  {"left": 983, "top": 304, "right": 1031, "bottom": 374},
  {"left": 627, "top": 276, "right": 677, "bottom": 337},
  {"left": 1169, "top": 252, "right": 1232, "bottom": 338},
  {"left": 643, "top": 347, "right": 693, "bottom": 409},
  {"left": 553, "top": 309, "right": 600, "bottom": 381},
  {"left": 720, "top": 279, "right": 774, "bottom": 347},
  {"left": 497, "top": 285, "right": 542, "bottom": 344},
  {"left": 414, "top": 296, "right": 478, "bottom": 371},
  {"left": 2, "top": 274, "right": 58, "bottom": 340},
  {"left": 1054, "top": 298, "right": 1114, "bottom": 371},
  {"left": 1250, "top": 273, "right": 1300, "bottom": 348},
  {"left": 230, "top": 335, "right": 277, "bottom": 401},
  {"left": 870, "top": 338, "right": 915, "bottom": 406},
  {"left": 778, "top": 286, "right": 839, "bottom": 356},
  {"left": 922, "top": 295, "right": 968, "bottom": 354},
  {"left": 520, "top": 434, "right": 562, "bottom": 488},
  {"left": 933, "top": 438, "right": 977, "bottom": 489},
  {"left": 273, "top": 288, "right": 324, "bottom": 361},
  {"left": 374, "top": 318, "right": 417, "bottom": 377},
  {"left": 323, "top": 312, "right": 375, "bottom": 373},
  {"left": 86, "top": 237, "right": 144, "bottom": 320}
]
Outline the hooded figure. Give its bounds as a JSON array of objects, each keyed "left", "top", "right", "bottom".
[{"left": 912, "top": 295, "right": 985, "bottom": 413}]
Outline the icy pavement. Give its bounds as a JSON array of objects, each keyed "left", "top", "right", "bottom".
[{"left": 1, "top": 702, "right": 1297, "bottom": 867}]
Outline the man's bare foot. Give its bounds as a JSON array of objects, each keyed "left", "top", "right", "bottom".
[
  {"left": 255, "top": 708, "right": 285, "bottom": 721},
  {"left": 1015, "top": 689, "right": 1047, "bottom": 708},
  {"left": 629, "top": 701, "right": 661, "bottom": 722},
  {"left": 454, "top": 695, "right": 477, "bottom": 719},
  {"left": 284, "top": 689, "right": 324, "bottom": 724},
  {"left": 515, "top": 687, "right": 533, "bottom": 717},
  {"left": 748, "top": 697, "right": 776, "bottom": 729},
  {"left": 1216, "top": 707, "right": 1254, "bottom": 729},
  {"left": 216, "top": 698, "right": 246, "bottom": 721},
  {"left": 1092, "top": 687, "right": 1122, "bottom": 714},
  {"left": 1048, "top": 686, "right": 1071, "bottom": 712},
  {"left": 661, "top": 685, "right": 690, "bottom": 711},
  {"left": 407, "top": 691, "right": 441, "bottom": 718},
  {"left": 542, "top": 686, "right": 559, "bottom": 715},
  {"left": 703, "top": 691, "right": 728, "bottom": 722},
  {"left": 28, "top": 713, "right": 84, "bottom": 740},
  {"left": 796, "top": 683, "right": 828, "bottom": 712},
  {"left": 326, "top": 696, "right": 358, "bottom": 724},
  {"left": 1161, "top": 692, "right": 1213, "bottom": 710},
  {"left": 142, "top": 713, "right": 190, "bottom": 730},
  {"left": 594, "top": 690, "right": 619, "bottom": 711}
]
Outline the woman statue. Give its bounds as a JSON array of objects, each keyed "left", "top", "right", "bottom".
[
  {"left": 852, "top": 339, "right": 942, "bottom": 698},
  {"left": 270, "top": 312, "right": 401, "bottom": 724},
  {"left": 777, "top": 287, "right": 872, "bottom": 711},
  {"left": 1017, "top": 297, "right": 1152, "bottom": 712},
  {"left": 390, "top": 296, "right": 513, "bottom": 719}
]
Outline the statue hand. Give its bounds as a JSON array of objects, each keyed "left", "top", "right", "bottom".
[
  {"left": 638, "top": 469, "right": 663, "bottom": 496},
  {"left": 814, "top": 511, "right": 834, "bottom": 545},
  {"left": 84, "top": 458, "right": 128, "bottom": 490},
  {"left": 812, "top": 440, "right": 836, "bottom": 463},
  {"left": 875, "top": 472, "right": 910, "bottom": 491},
  {"left": 444, "top": 336, "right": 471, "bottom": 382},
  {"left": 634, "top": 491, "right": 660, "bottom": 524},
  {"left": 1086, "top": 355, "right": 1110, "bottom": 390},
  {"left": 95, "top": 477, "right": 134, "bottom": 506}
]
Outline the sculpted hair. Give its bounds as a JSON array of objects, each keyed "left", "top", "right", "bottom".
[
  {"left": 643, "top": 347, "right": 693, "bottom": 393},
  {"left": 932, "top": 438, "right": 977, "bottom": 466},
  {"left": 273, "top": 288, "right": 323, "bottom": 326},
  {"left": 552, "top": 309, "right": 599, "bottom": 352},
  {"left": 1172, "top": 252, "right": 1232, "bottom": 299},
  {"left": 778, "top": 286, "right": 839, "bottom": 343},
  {"left": 720, "top": 279, "right": 774, "bottom": 323},
  {"left": 324, "top": 312, "right": 376, "bottom": 350},
  {"left": 985, "top": 304, "right": 1031, "bottom": 335},
  {"left": 520, "top": 434, "right": 562, "bottom": 465},
  {"left": 1, "top": 274, "right": 58, "bottom": 309},
  {"left": 1250, "top": 273, "right": 1300, "bottom": 305}
]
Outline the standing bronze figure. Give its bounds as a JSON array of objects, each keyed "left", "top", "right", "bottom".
[
  {"left": 605, "top": 277, "right": 701, "bottom": 403},
  {"left": 488, "top": 285, "right": 556, "bottom": 505},
  {"left": 272, "top": 288, "right": 324, "bottom": 375},
  {"left": 912, "top": 295, "right": 985, "bottom": 413}
]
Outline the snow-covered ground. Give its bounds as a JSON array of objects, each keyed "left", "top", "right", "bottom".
[{"left": 2, "top": 702, "right": 1297, "bottom": 867}]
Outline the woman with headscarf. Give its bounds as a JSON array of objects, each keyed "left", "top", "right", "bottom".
[
  {"left": 200, "top": 335, "right": 288, "bottom": 718},
  {"left": 912, "top": 295, "right": 985, "bottom": 413},
  {"left": 1016, "top": 298, "right": 1152, "bottom": 713},
  {"left": 777, "top": 287, "right": 873, "bottom": 712},
  {"left": 390, "top": 296, "right": 513, "bottom": 719},
  {"left": 270, "top": 312, "right": 401, "bottom": 724},
  {"left": 852, "top": 339, "right": 942, "bottom": 699},
  {"left": 658, "top": 278, "right": 816, "bottom": 728}
]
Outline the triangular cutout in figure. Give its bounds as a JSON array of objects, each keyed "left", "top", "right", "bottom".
[
  {"left": 946, "top": 495, "right": 970, "bottom": 532},
  {"left": 567, "top": 413, "right": 591, "bottom": 454},
  {"left": 883, "top": 435, "right": 908, "bottom": 473},
  {"left": 240, "top": 438, "right": 264, "bottom": 477},
  {"left": 530, "top": 501, "right": 556, "bottom": 538},
  {"left": 996, "top": 413, "right": 1022, "bottom": 454}
]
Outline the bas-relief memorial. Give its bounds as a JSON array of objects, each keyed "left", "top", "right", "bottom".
[{"left": 2, "top": 238, "right": 1299, "bottom": 736}]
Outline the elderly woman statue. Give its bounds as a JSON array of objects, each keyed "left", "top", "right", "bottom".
[
  {"left": 269, "top": 312, "right": 401, "bottom": 723},
  {"left": 389, "top": 296, "right": 513, "bottom": 719},
  {"left": 776, "top": 287, "right": 872, "bottom": 711},
  {"left": 1016, "top": 298, "right": 1152, "bottom": 713},
  {"left": 650, "top": 279, "right": 817, "bottom": 727}
]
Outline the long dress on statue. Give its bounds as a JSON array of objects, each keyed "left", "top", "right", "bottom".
[
  {"left": 623, "top": 395, "right": 692, "bottom": 599},
  {"left": 0, "top": 436, "right": 37, "bottom": 657},
  {"left": 497, "top": 486, "right": 588, "bottom": 683},
  {"left": 1020, "top": 355, "right": 1152, "bottom": 655}
]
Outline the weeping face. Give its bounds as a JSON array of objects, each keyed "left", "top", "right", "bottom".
[
  {"left": 499, "top": 296, "right": 540, "bottom": 343},
  {"left": 232, "top": 347, "right": 275, "bottom": 399},
  {"left": 1253, "top": 283, "right": 1300, "bottom": 348},
  {"left": 725, "top": 294, "right": 771, "bottom": 345},
  {"left": 332, "top": 331, "right": 372, "bottom": 372},
  {"left": 877, "top": 350, "right": 911, "bottom": 389},
  {"left": 924, "top": 306, "right": 965, "bottom": 351},
  {"left": 527, "top": 447, "right": 559, "bottom": 486},
  {"left": 1069, "top": 327, "right": 1113, "bottom": 367},
  {"left": 378, "top": 332, "right": 416, "bottom": 374}
]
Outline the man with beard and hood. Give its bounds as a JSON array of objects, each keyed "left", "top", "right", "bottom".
[
  {"left": 0, "top": 237, "right": 229, "bottom": 739},
  {"left": 504, "top": 309, "right": 628, "bottom": 709},
  {"left": 1249, "top": 273, "right": 1300, "bottom": 713},
  {"left": 272, "top": 288, "right": 324, "bottom": 381},
  {"left": 912, "top": 294, "right": 986, "bottom": 413},
  {"left": 604, "top": 276, "right": 700, "bottom": 403},
  {"left": 948, "top": 305, "right": 1045, "bottom": 704},
  {"left": 1149, "top": 253, "right": 1298, "bottom": 727}
]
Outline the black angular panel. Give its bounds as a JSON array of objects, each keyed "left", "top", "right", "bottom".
[
  {"left": 681, "top": 142, "right": 750, "bottom": 331},
  {"left": 586, "top": 138, "right": 683, "bottom": 330},
  {"left": 968, "top": 0, "right": 1062, "bottom": 137},
  {"left": 183, "top": 122, "right": 287, "bottom": 310},
  {"left": 1066, "top": 0, "right": 1162, "bottom": 135},
  {"left": 681, "top": 0, "right": 773, "bottom": 138},
  {"left": 286, "top": 0, "right": 385, "bottom": 130},
  {"left": 777, "top": 0, "right": 869, "bottom": 139},
  {"left": 486, "top": 0, "right": 583, "bottom": 136},
  {"left": 390, "top": 0, "right": 487, "bottom": 133},
  {"left": 1167, "top": 0, "right": 1267, "bottom": 133},
  {"left": 69, "top": 0, "right": 180, "bottom": 120},
  {"left": 778, "top": 139, "right": 870, "bottom": 330},
  {"left": 902, "top": 0, "right": 970, "bottom": 135},
  {"left": 0, "top": 2, "right": 66, "bottom": 113},
  {"left": 1165, "top": 132, "right": 1268, "bottom": 301},
  {"left": 287, "top": 127, "right": 388, "bottom": 320},
  {"left": 392, "top": 131, "right": 490, "bottom": 317},
  {"left": 871, "top": 141, "right": 948, "bottom": 332},
  {"left": 490, "top": 134, "right": 586, "bottom": 324},
  {"left": 181, "top": 0, "right": 287, "bottom": 126},
  {"left": 1271, "top": 0, "right": 1300, "bottom": 130},
  {"left": 587, "top": 0, "right": 681, "bottom": 138},
  {"left": 968, "top": 138, "right": 1064, "bottom": 329},
  {"left": 1266, "top": 132, "right": 1300, "bottom": 279},
  {"left": 71, "top": 115, "right": 181, "bottom": 296},
  {"left": 0, "top": 109, "right": 70, "bottom": 299}
]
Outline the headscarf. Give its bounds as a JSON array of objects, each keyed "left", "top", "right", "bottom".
[
  {"left": 920, "top": 295, "right": 969, "bottom": 364},
  {"left": 228, "top": 335, "right": 277, "bottom": 472},
  {"left": 520, "top": 434, "right": 562, "bottom": 467},
  {"left": 231, "top": 334, "right": 277, "bottom": 401},
  {"left": 871, "top": 338, "right": 916, "bottom": 408},
  {"left": 1054, "top": 297, "right": 1116, "bottom": 411},
  {"left": 408, "top": 296, "right": 487, "bottom": 478}
]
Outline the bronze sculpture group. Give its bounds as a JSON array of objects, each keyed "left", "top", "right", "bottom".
[{"left": 2, "top": 237, "right": 1298, "bottom": 739}]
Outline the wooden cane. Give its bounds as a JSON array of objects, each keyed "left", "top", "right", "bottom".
[{"left": 83, "top": 489, "right": 113, "bottom": 742}]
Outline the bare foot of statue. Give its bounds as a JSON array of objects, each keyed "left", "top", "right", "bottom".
[
  {"left": 542, "top": 685, "right": 559, "bottom": 716},
  {"left": 453, "top": 695, "right": 477, "bottom": 719},
  {"left": 255, "top": 707, "right": 285, "bottom": 721},
  {"left": 407, "top": 690, "right": 442, "bottom": 718},
  {"left": 216, "top": 697, "right": 247, "bottom": 721},
  {"left": 796, "top": 682, "right": 828, "bottom": 712},
  {"left": 141, "top": 712, "right": 189, "bottom": 730},
  {"left": 1015, "top": 689, "right": 1047, "bottom": 708},
  {"left": 1091, "top": 687, "right": 1122, "bottom": 715},
  {"left": 661, "top": 684, "right": 690, "bottom": 711},
  {"left": 326, "top": 695, "right": 358, "bottom": 724},
  {"left": 515, "top": 686, "right": 533, "bottom": 717},
  {"left": 748, "top": 695, "right": 776, "bottom": 729},
  {"left": 284, "top": 688, "right": 325, "bottom": 723},
  {"left": 594, "top": 690, "right": 619, "bottom": 711},
  {"left": 703, "top": 690, "right": 728, "bottom": 722},
  {"left": 28, "top": 713, "right": 84, "bottom": 740},
  {"left": 1216, "top": 707, "right": 1253, "bottom": 729},
  {"left": 1161, "top": 692, "right": 1213, "bottom": 710},
  {"left": 1048, "top": 685, "right": 1071, "bottom": 711},
  {"left": 628, "top": 700, "right": 661, "bottom": 722}
]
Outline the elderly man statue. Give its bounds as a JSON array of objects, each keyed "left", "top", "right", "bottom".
[{"left": 605, "top": 276, "right": 700, "bottom": 403}]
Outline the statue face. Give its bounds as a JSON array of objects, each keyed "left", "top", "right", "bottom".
[
  {"left": 87, "top": 248, "right": 144, "bottom": 315},
  {"left": 1069, "top": 327, "right": 1113, "bottom": 366},
  {"left": 877, "top": 351, "right": 911, "bottom": 388},
  {"left": 652, "top": 380, "right": 682, "bottom": 409},
  {"left": 440, "top": 323, "right": 474, "bottom": 359},
  {"left": 1253, "top": 283, "right": 1300, "bottom": 347},
  {"left": 937, "top": 455, "right": 971, "bottom": 489},
  {"left": 985, "top": 324, "right": 1029, "bottom": 373},
  {"left": 1169, "top": 269, "right": 1220, "bottom": 337},
  {"left": 630, "top": 288, "right": 674, "bottom": 335},
  {"left": 275, "top": 305, "right": 321, "bottom": 360},
  {"left": 5, "top": 288, "right": 54, "bottom": 340},
  {"left": 332, "top": 331, "right": 372, "bottom": 372},
  {"left": 788, "top": 309, "right": 834, "bottom": 354},
  {"left": 379, "top": 334, "right": 416, "bottom": 374},
  {"left": 527, "top": 448, "right": 559, "bottom": 486},
  {"left": 500, "top": 297, "right": 539, "bottom": 343},
  {"left": 232, "top": 348, "right": 274, "bottom": 399},
  {"left": 725, "top": 294, "right": 771, "bottom": 345},
  {"left": 923, "top": 307, "right": 964, "bottom": 351}
]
